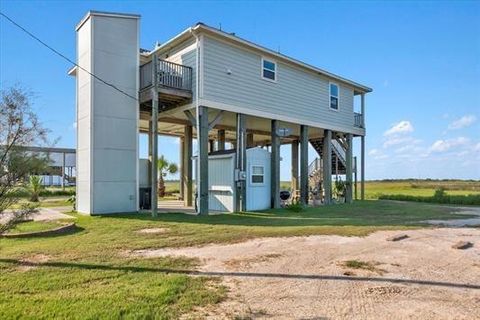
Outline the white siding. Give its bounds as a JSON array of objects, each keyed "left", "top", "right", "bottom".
[
  {"left": 207, "top": 154, "right": 235, "bottom": 212},
  {"left": 202, "top": 36, "right": 358, "bottom": 134},
  {"left": 160, "top": 38, "right": 197, "bottom": 100},
  {"left": 76, "top": 18, "right": 92, "bottom": 213}
]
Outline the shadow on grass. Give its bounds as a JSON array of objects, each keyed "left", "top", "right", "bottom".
[{"left": 1, "top": 258, "right": 478, "bottom": 290}]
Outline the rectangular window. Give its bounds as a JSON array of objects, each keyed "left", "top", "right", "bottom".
[
  {"left": 262, "top": 58, "right": 276, "bottom": 81},
  {"left": 330, "top": 83, "right": 339, "bottom": 110},
  {"left": 251, "top": 165, "right": 265, "bottom": 184}
]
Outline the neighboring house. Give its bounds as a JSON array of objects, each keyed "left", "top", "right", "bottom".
[{"left": 70, "top": 11, "right": 371, "bottom": 215}]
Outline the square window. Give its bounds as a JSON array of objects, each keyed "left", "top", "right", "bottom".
[{"left": 251, "top": 165, "right": 265, "bottom": 184}]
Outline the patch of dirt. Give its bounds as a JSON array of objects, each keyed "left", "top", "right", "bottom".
[
  {"left": 135, "top": 228, "right": 480, "bottom": 319},
  {"left": 17, "top": 254, "right": 50, "bottom": 272},
  {"left": 136, "top": 227, "right": 169, "bottom": 234},
  {"left": 224, "top": 253, "right": 283, "bottom": 269}
]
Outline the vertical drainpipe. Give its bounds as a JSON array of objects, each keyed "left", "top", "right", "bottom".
[{"left": 191, "top": 28, "right": 202, "bottom": 214}]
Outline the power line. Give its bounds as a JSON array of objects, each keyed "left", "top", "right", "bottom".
[{"left": 0, "top": 11, "right": 138, "bottom": 102}]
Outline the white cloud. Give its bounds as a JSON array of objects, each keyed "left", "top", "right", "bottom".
[
  {"left": 368, "top": 149, "right": 380, "bottom": 156},
  {"left": 429, "top": 137, "right": 470, "bottom": 153},
  {"left": 448, "top": 115, "right": 477, "bottom": 130},
  {"left": 384, "top": 121, "right": 414, "bottom": 136},
  {"left": 473, "top": 142, "right": 480, "bottom": 152},
  {"left": 383, "top": 136, "right": 421, "bottom": 148}
]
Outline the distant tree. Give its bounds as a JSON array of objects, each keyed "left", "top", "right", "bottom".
[
  {"left": 157, "top": 155, "right": 178, "bottom": 198},
  {"left": 0, "top": 85, "right": 50, "bottom": 234}
]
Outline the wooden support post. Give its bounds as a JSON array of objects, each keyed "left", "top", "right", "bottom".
[
  {"left": 179, "top": 137, "right": 185, "bottom": 200},
  {"left": 151, "top": 93, "right": 159, "bottom": 217},
  {"left": 291, "top": 140, "right": 299, "bottom": 192},
  {"left": 271, "top": 120, "right": 280, "bottom": 209},
  {"left": 345, "top": 133, "right": 353, "bottom": 204},
  {"left": 61, "top": 152, "right": 66, "bottom": 190},
  {"left": 323, "top": 130, "right": 332, "bottom": 204},
  {"left": 361, "top": 135, "right": 365, "bottom": 200},
  {"left": 184, "top": 125, "right": 193, "bottom": 207},
  {"left": 235, "top": 113, "right": 247, "bottom": 211},
  {"left": 150, "top": 54, "right": 159, "bottom": 217},
  {"left": 148, "top": 122, "right": 153, "bottom": 187},
  {"left": 300, "top": 125, "right": 309, "bottom": 206},
  {"left": 197, "top": 106, "right": 209, "bottom": 215},
  {"left": 354, "top": 156, "right": 358, "bottom": 200},
  {"left": 217, "top": 129, "right": 225, "bottom": 151},
  {"left": 246, "top": 132, "right": 254, "bottom": 148}
]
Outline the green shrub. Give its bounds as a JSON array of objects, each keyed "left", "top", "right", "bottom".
[{"left": 285, "top": 201, "right": 304, "bottom": 212}]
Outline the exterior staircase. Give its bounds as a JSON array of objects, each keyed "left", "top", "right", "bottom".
[{"left": 309, "top": 136, "right": 348, "bottom": 176}]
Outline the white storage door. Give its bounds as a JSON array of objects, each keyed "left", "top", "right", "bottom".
[
  {"left": 246, "top": 148, "right": 271, "bottom": 211},
  {"left": 208, "top": 155, "right": 235, "bottom": 212}
]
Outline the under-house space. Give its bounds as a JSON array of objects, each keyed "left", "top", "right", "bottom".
[{"left": 70, "top": 11, "right": 371, "bottom": 215}]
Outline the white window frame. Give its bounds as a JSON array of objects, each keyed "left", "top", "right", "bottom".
[
  {"left": 250, "top": 165, "right": 265, "bottom": 186},
  {"left": 329, "top": 82, "right": 339, "bottom": 111},
  {"left": 261, "top": 57, "right": 277, "bottom": 83}
]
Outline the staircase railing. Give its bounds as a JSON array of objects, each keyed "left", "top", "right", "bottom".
[
  {"left": 308, "top": 158, "right": 322, "bottom": 176},
  {"left": 332, "top": 139, "right": 346, "bottom": 165}
]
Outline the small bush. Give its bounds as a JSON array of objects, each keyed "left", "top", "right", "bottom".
[{"left": 285, "top": 201, "right": 304, "bottom": 212}]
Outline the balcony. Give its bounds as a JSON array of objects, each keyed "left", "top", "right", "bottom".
[
  {"left": 354, "top": 112, "right": 364, "bottom": 128},
  {"left": 139, "top": 58, "right": 193, "bottom": 108}
]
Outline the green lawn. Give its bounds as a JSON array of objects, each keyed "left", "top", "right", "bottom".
[
  {"left": 7, "top": 220, "right": 61, "bottom": 234},
  {"left": 0, "top": 200, "right": 477, "bottom": 319}
]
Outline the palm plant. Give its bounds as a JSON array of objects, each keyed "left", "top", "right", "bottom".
[
  {"left": 28, "top": 175, "right": 43, "bottom": 202},
  {"left": 157, "top": 156, "right": 178, "bottom": 198}
]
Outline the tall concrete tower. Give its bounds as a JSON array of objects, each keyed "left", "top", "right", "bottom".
[{"left": 75, "top": 11, "right": 139, "bottom": 214}]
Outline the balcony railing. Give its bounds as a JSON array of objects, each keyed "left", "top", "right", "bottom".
[
  {"left": 354, "top": 112, "right": 364, "bottom": 128},
  {"left": 140, "top": 59, "right": 193, "bottom": 92}
]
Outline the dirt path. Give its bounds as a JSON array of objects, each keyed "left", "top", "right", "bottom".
[{"left": 133, "top": 228, "right": 480, "bottom": 319}]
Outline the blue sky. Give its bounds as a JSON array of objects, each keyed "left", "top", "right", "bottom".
[{"left": 1, "top": 1, "right": 479, "bottom": 180}]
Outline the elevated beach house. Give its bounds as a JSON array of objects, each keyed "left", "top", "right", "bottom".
[{"left": 69, "top": 11, "right": 371, "bottom": 215}]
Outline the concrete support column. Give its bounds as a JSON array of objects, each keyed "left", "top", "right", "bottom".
[
  {"left": 235, "top": 113, "right": 247, "bottom": 212},
  {"left": 197, "top": 106, "right": 209, "bottom": 215},
  {"left": 217, "top": 129, "right": 225, "bottom": 151},
  {"left": 300, "top": 125, "right": 309, "bottom": 206},
  {"left": 151, "top": 91, "right": 159, "bottom": 217},
  {"left": 246, "top": 133, "right": 254, "bottom": 148},
  {"left": 361, "top": 135, "right": 365, "bottom": 200},
  {"left": 179, "top": 137, "right": 185, "bottom": 200},
  {"left": 291, "top": 140, "right": 299, "bottom": 192},
  {"left": 183, "top": 125, "right": 193, "bottom": 207},
  {"left": 322, "top": 130, "right": 332, "bottom": 204},
  {"left": 271, "top": 120, "right": 280, "bottom": 209},
  {"left": 345, "top": 133, "right": 353, "bottom": 203}
]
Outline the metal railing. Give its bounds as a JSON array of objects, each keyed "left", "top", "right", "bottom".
[
  {"left": 354, "top": 112, "right": 364, "bottom": 128},
  {"left": 140, "top": 58, "right": 193, "bottom": 92}
]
